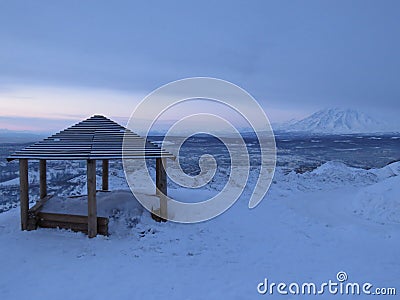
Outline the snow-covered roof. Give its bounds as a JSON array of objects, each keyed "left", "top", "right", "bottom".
[{"left": 7, "top": 115, "right": 174, "bottom": 161}]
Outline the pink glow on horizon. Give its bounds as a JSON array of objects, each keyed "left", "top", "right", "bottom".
[{"left": 0, "top": 84, "right": 310, "bottom": 132}]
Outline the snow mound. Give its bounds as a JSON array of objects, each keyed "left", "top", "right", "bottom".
[
  {"left": 312, "top": 161, "right": 354, "bottom": 174},
  {"left": 276, "top": 161, "right": 378, "bottom": 192},
  {"left": 353, "top": 175, "right": 400, "bottom": 224},
  {"left": 369, "top": 161, "right": 400, "bottom": 180},
  {"left": 0, "top": 177, "right": 19, "bottom": 186}
]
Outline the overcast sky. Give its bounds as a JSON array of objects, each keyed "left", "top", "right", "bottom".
[{"left": 0, "top": 0, "right": 399, "bottom": 132}]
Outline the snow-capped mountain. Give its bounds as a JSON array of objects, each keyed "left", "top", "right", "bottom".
[{"left": 276, "top": 108, "right": 394, "bottom": 134}]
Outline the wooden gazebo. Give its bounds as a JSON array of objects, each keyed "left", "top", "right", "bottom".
[{"left": 7, "top": 115, "right": 174, "bottom": 238}]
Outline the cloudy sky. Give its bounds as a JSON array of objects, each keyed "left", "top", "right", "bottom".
[{"left": 0, "top": 0, "right": 399, "bottom": 132}]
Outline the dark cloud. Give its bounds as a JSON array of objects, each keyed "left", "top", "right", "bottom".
[{"left": 0, "top": 0, "right": 399, "bottom": 122}]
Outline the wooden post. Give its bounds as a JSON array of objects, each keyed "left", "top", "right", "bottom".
[
  {"left": 39, "top": 159, "right": 47, "bottom": 199},
  {"left": 156, "top": 158, "right": 167, "bottom": 220},
  {"left": 19, "top": 159, "right": 29, "bottom": 230},
  {"left": 102, "top": 159, "right": 109, "bottom": 191},
  {"left": 156, "top": 158, "right": 167, "bottom": 196},
  {"left": 87, "top": 159, "right": 97, "bottom": 238}
]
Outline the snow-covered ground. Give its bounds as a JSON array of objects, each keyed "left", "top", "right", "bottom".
[{"left": 0, "top": 162, "right": 399, "bottom": 299}]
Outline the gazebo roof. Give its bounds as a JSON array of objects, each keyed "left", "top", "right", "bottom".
[{"left": 7, "top": 115, "right": 174, "bottom": 161}]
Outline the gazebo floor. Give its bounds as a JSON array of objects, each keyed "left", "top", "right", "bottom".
[{"left": 27, "top": 195, "right": 109, "bottom": 236}]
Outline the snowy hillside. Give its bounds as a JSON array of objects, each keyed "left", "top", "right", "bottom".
[
  {"left": 275, "top": 108, "right": 394, "bottom": 134},
  {"left": 0, "top": 161, "right": 399, "bottom": 299}
]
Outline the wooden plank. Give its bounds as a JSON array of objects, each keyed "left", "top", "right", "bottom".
[
  {"left": 13, "top": 145, "right": 164, "bottom": 150},
  {"left": 16, "top": 143, "right": 166, "bottom": 148},
  {"left": 102, "top": 159, "right": 109, "bottom": 191},
  {"left": 29, "top": 194, "right": 54, "bottom": 214},
  {"left": 26, "top": 194, "right": 53, "bottom": 230},
  {"left": 14, "top": 150, "right": 167, "bottom": 154},
  {"left": 19, "top": 159, "right": 29, "bottom": 230},
  {"left": 9, "top": 156, "right": 91, "bottom": 161},
  {"left": 37, "top": 213, "right": 108, "bottom": 235},
  {"left": 39, "top": 159, "right": 47, "bottom": 199},
  {"left": 16, "top": 154, "right": 91, "bottom": 157},
  {"left": 8, "top": 155, "right": 175, "bottom": 161},
  {"left": 87, "top": 159, "right": 97, "bottom": 238},
  {"left": 37, "top": 212, "right": 108, "bottom": 226},
  {"left": 13, "top": 150, "right": 168, "bottom": 154}
]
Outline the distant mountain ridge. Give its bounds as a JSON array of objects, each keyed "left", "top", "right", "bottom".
[
  {"left": 0, "top": 129, "right": 46, "bottom": 143},
  {"left": 275, "top": 108, "right": 396, "bottom": 134},
  {"left": 1, "top": 108, "right": 397, "bottom": 142}
]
